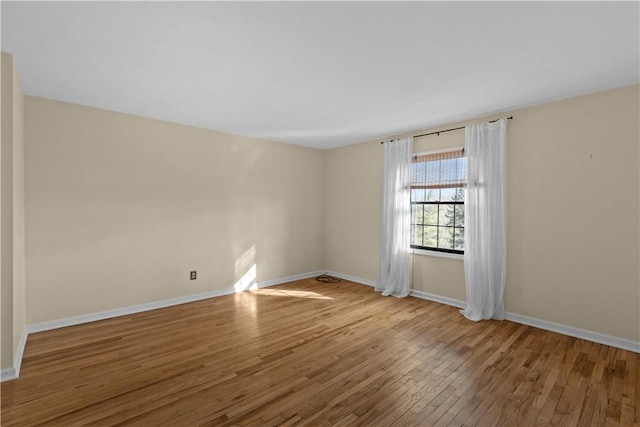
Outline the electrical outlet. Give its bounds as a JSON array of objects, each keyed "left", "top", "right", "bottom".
[{"left": 190, "top": 271, "right": 197, "bottom": 280}]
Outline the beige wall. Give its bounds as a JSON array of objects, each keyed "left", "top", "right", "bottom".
[
  {"left": 25, "top": 97, "right": 324, "bottom": 323},
  {"left": 324, "top": 140, "right": 382, "bottom": 280},
  {"left": 13, "top": 73, "right": 640, "bottom": 351},
  {"left": 1, "top": 52, "right": 26, "bottom": 370},
  {"left": 0, "top": 52, "right": 12, "bottom": 369},
  {"left": 325, "top": 84, "right": 640, "bottom": 342},
  {"left": 13, "top": 58, "right": 25, "bottom": 362}
]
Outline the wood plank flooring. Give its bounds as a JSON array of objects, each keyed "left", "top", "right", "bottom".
[{"left": 1, "top": 278, "right": 638, "bottom": 426}]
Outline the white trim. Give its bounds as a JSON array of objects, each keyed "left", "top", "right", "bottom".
[
  {"left": 257, "top": 271, "right": 324, "bottom": 289},
  {"left": 29, "top": 271, "right": 324, "bottom": 334},
  {"left": 329, "top": 271, "right": 640, "bottom": 354},
  {"left": 409, "top": 290, "right": 640, "bottom": 353},
  {"left": 28, "top": 288, "right": 236, "bottom": 334},
  {"left": 324, "top": 271, "right": 376, "bottom": 287},
  {"left": 503, "top": 312, "right": 640, "bottom": 354},
  {"left": 1, "top": 367, "right": 17, "bottom": 382},
  {"left": 6, "top": 269, "right": 638, "bottom": 383},
  {"left": 411, "top": 147, "right": 467, "bottom": 257},
  {"left": 1, "top": 328, "right": 28, "bottom": 382},
  {"left": 411, "top": 248, "right": 464, "bottom": 261},
  {"left": 2, "top": 270, "right": 321, "bottom": 381},
  {"left": 409, "top": 289, "right": 466, "bottom": 309},
  {"left": 13, "top": 328, "right": 28, "bottom": 376}
]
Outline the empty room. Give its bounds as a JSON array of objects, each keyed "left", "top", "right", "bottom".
[{"left": 1, "top": 1, "right": 639, "bottom": 426}]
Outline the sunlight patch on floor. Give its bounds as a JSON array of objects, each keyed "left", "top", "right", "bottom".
[{"left": 258, "top": 288, "right": 333, "bottom": 300}]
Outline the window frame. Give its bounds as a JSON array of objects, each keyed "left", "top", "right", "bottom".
[{"left": 410, "top": 147, "right": 466, "bottom": 256}]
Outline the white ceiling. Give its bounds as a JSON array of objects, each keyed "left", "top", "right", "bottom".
[{"left": 2, "top": 2, "right": 639, "bottom": 149}]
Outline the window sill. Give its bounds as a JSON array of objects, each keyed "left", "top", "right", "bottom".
[{"left": 411, "top": 248, "right": 464, "bottom": 261}]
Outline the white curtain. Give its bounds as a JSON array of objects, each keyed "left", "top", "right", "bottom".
[
  {"left": 462, "top": 119, "right": 507, "bottom": 321},
  {"left": 377, "top": 137, "right": 413, "bottom": 298}
]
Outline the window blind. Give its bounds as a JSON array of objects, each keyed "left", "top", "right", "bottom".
[{"left": 411, "top": 149, "right": 465, "bottom": 189}]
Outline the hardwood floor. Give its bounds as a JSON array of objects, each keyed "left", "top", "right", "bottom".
[{"left": 1, "top": 278, "right": 638, "bottom": 426}]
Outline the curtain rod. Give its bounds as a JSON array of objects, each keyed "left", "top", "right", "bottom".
[{"left": 380, "top": 116, "right": 513, "bottom": 144}]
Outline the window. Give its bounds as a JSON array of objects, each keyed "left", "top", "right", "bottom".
[{"left": 411, "top": 149, "right": 466, "bottom": 254}]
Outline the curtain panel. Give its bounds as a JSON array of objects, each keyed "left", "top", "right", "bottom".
[
  {"left": 377, "top": 137, "right": 413, "bottom": 298},
  {"left": 462, "top": 119, "right": 507, "bottom": 321}
]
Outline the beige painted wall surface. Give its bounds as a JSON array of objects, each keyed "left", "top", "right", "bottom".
[
  {"left": 324, "top": 84, "right": 640, "bottom": 342},
  {"left": 324, "top": 140, "right": 382, "bottom": 281},
  {"left": 12, "top": 59, "right": 25, "bottom": 361},
  {"left": 1, "top": 52, "right": 15, "bottom": 368},
  {"left": 505, "top": 85, "right": 638, "bottom": 342},
  {"left": 1, "top": 52, "right": 26, "bottom": 370},
  {"left": 25, "top": 97, "right": 324, "bottom": 324}
]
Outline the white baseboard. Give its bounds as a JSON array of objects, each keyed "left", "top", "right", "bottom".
[
  {"left": 330, "top": 271, "right": 640, "bottom": 354},
  {"left": 14, "top": 328, "right": 28, "bottom": 376},
  {"left": 5, "top": 269, "right": 637, "bottom": 383},
  {"left": 1, "top": 270, "right": 324, "bottom": 382},
  {"left": 257, "top": 271, "right": 324, "bottom": 289},
  {"left": 29, "top": 270, "right": 324, "bottom": 334},
  {"left": 324, "top": 271, "right": 376, "bottom": 287},
  {"left": 28, "top": 288, "right": 236, "bottom": 334},
  {"left": 503, "top": 312, "right": 640, "bottom": 353},
  {"left": 409, "top": 289, "right": 466, "bottom": 309},
  {"left": 1, "top": 367, "right": 17, "bottom": 381},
  {"left": 1, "top": 328, "right": 28, "bottom": 382}
]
